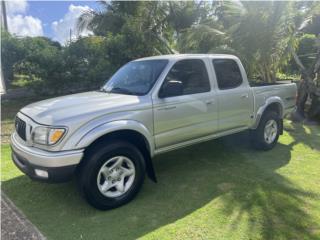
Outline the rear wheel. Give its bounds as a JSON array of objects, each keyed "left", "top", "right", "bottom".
[
  {"left": 251, "top": 111, "right": 281, "bottom": 150},
  {"left": 77, "top": 141, "right": 146, "bottom": 210}
]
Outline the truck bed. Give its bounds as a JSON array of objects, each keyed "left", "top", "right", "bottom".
[
  {"left": 250, "top": 82, "right": 296, "bottom": 119},
  {"left": 249, "top": 81, "right": 293, "bottom": 87}
]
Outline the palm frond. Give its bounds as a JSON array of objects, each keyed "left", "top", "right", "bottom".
[{"left": 76, "top": 10, "right": 97, "bottom": 35}]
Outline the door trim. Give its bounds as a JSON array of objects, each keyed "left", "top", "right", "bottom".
[{"left": 154, "top": 126, "right": 248, "bottom": 155}]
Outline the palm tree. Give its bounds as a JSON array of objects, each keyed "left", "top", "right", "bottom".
[
  {"left": 178, "top": 1, "right": 296, "bottom": 82},
  {"left": 289, "top": 2, "right": 320, "bottom": 120},
  {"left": 77, "top": 1, "right": 210, "bottom": 55},
  {"left": 77, "top": 1, "right": 177, "bottom": 54},
  {"left": 230, "top": 1, "right": 296, "bottom": 82}
]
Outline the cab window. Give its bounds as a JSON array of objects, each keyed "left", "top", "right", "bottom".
[
  {"left": 213, "top": 59, "right": 243, "bottom": 90},
  {"left": 159, "top": 59, "right": 210, "bottom": 98}
]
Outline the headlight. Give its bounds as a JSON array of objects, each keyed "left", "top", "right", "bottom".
[{"left": 32, "top": 127, "right": 66, "bottom": 145}]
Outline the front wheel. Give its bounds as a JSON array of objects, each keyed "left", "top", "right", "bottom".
[
  {"left": 251, "top": 111, "right": 281, "bottom": 150},
  {"left": 77, "top": 141, "right": 146, "bottom": 210}
]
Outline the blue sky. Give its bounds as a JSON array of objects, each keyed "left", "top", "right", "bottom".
[
  {"left": 6, "top": 0, "right": 101, "bottom": 44},
  {"left": 28, "top": 1, "right": 99, "bottom": 38}
]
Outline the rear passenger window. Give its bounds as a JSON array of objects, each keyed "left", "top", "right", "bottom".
[
  {"left": 213, "top": 59, "right": 243, "bottom": 90},
  {"left": 161, "top": 59, "right": 210, "bottom": 96}
]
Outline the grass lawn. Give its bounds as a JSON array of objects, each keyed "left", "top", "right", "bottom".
[{"left": 1, "top": 100, "right": 320, "bottom": 240}]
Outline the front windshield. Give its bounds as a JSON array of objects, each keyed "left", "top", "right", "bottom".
[{"left": 102, "top": 59, "right": 168, "bottom": 96}]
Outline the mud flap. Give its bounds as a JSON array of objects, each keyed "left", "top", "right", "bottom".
[
  {"left": 145, "top": 155, "right": 157, "bottom": 183},
  {"left": 279, "top": 119, "right": 283, "bottom": 135}
]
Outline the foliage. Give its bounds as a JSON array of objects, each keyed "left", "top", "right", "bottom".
[
  {"left": 177, "top": 21, "right": 229, "bottom": 54},
  {"left": 77, "top": 1, "right": 211, "bottom": 57},
  {"left": 276, "top": 72, "right": 301, "bottom": 81},
  {"left": 297, "top": 34, "right": 318, "bottom": 70},
  {"left": 284, "top": 34, "right": 318, "bottom": 74},
  {"left": 2, "top": 1, "right": 320, "bottom": 96},
  {"left": 288, "top": 2, "right": 320, "bottom": 120},
  {"left": 1, "top": 32, "right": 112, "bottom": 94},
  {"left": 178, "top": 1, "right": 297, "bottom": 82},
  {"left": 77, "top": 1, "right": 175, "bottom": 56},
  {"left": 229, "top": 2, "right": 295, "bottom": 82},
  {"left": 102, "top": 21, "right": 170, "bottom": 68},
  {"left": 1, "top": 31, "right": 25, "bottom": 83},
  {"left": 13, "top": 36, "right": 65, "bottom": 94},
  {"left": 63, "top": 36, "right": 112, "bottom": 91}
]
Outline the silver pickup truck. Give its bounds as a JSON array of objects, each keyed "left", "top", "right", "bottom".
[{"left": 11, "top": 54, "right": 296, "bottom": 209}]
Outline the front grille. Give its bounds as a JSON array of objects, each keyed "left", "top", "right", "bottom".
[{"left": 15, "top": 117, "right": 27, "bottom": 141}]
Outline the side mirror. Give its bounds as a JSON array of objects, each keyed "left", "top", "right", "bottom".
[{"left": 159, "top": 80, "right": 183, "bottom": 98}]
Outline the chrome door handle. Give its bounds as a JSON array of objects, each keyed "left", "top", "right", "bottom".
[
  {"left": 158, "top": 106, "right": 176, "bottom": 111},
  {"left": 240, "top": 94, "right": 249, "bottom": 98},
  {"left": 205, "top": 100, "right": 214, "bottom": 105}
]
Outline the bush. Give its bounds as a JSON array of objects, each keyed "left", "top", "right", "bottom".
[
  {"left": 1, "top": 31, "right": 25, "bottom": 85},
  {"left": 13, "top": 37, "right": 65, "bottom": 94},
  {"left": 62, "top": 36, "right": 112, "bottom": 92},
  {"left": 2, "top": 33, "right": 114, "bottom": 95}
]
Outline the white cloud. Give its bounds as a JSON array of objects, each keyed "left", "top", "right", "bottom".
[
  {"left": 6, "top": 0, "right": 28, "bottom": 15},
  {"left": 6, "top": 0, "right": 44, "bottom": 37},
  {"left": 51, "top": 4, "right": 93, "bottom": 45},
  {"left": 8, "top": 15, "right": 43, "bottom": 37}
]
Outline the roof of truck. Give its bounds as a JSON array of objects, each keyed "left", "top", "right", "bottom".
[{"left": 135, "top": 54, "right": 239, "bottom": 61}]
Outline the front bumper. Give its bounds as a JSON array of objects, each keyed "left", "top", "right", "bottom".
[{"left": 10, "top": 133, "right": 84, "bottom": 183}]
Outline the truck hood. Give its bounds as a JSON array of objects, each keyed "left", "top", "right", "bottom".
[{"left": 20, "top": 91, "right": 145, "bottom": 125}]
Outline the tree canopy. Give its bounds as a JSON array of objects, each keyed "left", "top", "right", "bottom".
[{"left": 2, "top": 0, "right": 320, "bottom": 112}]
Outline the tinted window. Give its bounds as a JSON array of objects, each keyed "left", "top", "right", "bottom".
[
  {"left": 102, "top": 60, "right": 168, "bottom": 95},
  {"left": 213, "top": 59, "right": 243, "bottom": 90},
  {"left": 160, "top": 59, "right": 210, "bottom": 97}
]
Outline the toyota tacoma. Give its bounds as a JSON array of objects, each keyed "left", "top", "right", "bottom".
[{"left": 11, "top": 54, "right": 297, "bottom": 209}]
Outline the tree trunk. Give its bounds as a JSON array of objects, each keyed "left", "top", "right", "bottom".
[
  {"left": 294, "top": 74, "right": 320, "bottom": 121},
  {"left": 296, "top": 79, "right": 308, "bottom": 118},
  {"left": 290, "top": 42, "right": 320, "bottom": 121},
  {"left": 309, "top": 93, "right": 320, "bottom": 120}
]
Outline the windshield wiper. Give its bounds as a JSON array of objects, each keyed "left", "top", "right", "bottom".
[
  {"left": 99, "top": 88, "right": 108, "bottom": 93},
  {"left": 99, "top": 87, "right": 141, "bottom": 95},
  {"left": 109, "top": 87, "right": 138, "bottom": 95}
]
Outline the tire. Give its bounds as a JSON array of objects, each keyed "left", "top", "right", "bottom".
[
  {"left": 77, "top": 141, "right": 146, "bottom": 210},
  {"left": 251, "top": 111, "right": 281, "bottom": 150}
]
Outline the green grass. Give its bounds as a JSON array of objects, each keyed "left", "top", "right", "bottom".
[{"left": 1, "top": 119, "right": 320, "bottom": 240}]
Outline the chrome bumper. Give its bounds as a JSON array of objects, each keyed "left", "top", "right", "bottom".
[{"left": 11, "top": 133, "right": 84, "bottom": 168}]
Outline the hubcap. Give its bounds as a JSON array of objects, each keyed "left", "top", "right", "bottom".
[
  {"left": 264, "top": 119, "right": 278, "bottom": 144},
  {"left": 97, "top": 156, "right": 135, "bottom": 198}
]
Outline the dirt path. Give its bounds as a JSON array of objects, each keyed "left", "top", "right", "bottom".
[{"left": 1, "top": 192, "right": 46, "bottom": 240}]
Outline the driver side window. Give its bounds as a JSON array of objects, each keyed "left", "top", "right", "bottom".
[{"left": 159, "top": 59, "right": 210, "bottom": 98}]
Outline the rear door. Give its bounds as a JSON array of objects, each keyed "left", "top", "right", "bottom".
[
  {"left": 152, "top": 59, "right": 218, "bottom": 149},
  {"left": 212, "top": 58, "right": 253, "bottom": 131}
]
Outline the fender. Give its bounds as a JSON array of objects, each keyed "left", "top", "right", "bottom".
[
  {"left": 74, "top": 120, "right": 155, "bottom": 155},
  {"left": 252, "top": 96, "right": 284, "bottom": 129},
  {"left": 70, "top": 120, "right": 157, "bottom": 182}
]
